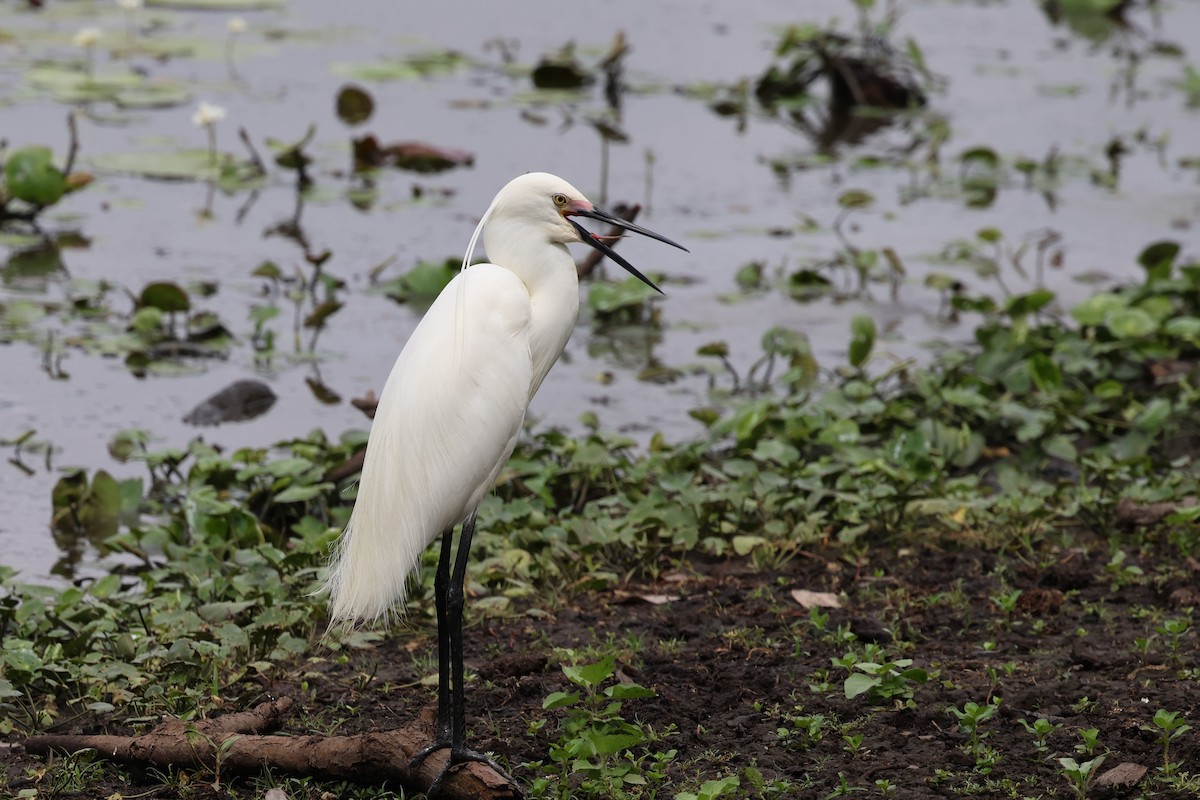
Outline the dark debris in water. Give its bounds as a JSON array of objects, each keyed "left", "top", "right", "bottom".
[
  {"left": 183, "top": 379, "right": 277, "bottom": 426},
  {"left": 351, "top": 136, "right": 474, "bottom": 173}
]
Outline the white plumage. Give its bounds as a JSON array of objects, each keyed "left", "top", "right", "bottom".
[{"left": 318, "top": 171, "right": 685, "bottom": 785}]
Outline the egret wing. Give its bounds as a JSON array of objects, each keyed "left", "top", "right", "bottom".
[{"left": 325, "top": 265, "right": 533, "bottom": 624}]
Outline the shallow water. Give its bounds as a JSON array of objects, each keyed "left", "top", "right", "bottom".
[{"left": 1, "top": 0, "right": 1197, "bottom": 581}]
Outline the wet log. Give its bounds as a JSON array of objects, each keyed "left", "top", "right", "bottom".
[{"left": 24, "top": 698, "right": 519, "bottom": 800}]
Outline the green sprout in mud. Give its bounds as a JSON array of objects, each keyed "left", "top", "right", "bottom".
[
  {"left": 1140, "top": 709, "right": 1193, "bottom": 776},
  {"left": 1058, "top": 755, "right": 1104, "bottom": 800},
  {"left": 527, "top": 655, "right": 666, "bottom": 799},
  {"left": 1018, "top": 715, "right": 1061, "bottom": 757},
  {"left": 947, "top": 700, "right": 1000, "bottom": 765},
  {"left": 1154, "top": 617, "right": 1191, "bottom": 665},
  {"left": 1074, "top": 727, "right": 1101, "bottom": 757}
]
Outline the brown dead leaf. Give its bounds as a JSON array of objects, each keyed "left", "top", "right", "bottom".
[
  {"left": 790, "top": 589, "right": 841, "bottom": 609},
  {"left": 1095, "top": 762, "right": 1147, "bottom": 788}
]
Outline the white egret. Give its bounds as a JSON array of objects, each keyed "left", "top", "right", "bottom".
[{"left": 322, "top": 172, "right": 686, "bottom": 791}]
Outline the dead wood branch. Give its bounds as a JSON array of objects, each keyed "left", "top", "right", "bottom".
[
  {"left": 24, "top": 699, "right": 519, "bottom": 799},
  {"left": 576, "top": 202, "right": 641, "bottom": 280}
]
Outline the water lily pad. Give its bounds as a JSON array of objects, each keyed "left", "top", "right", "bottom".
[
  {"left": 114, "top": 82, "right": 193, "bottom": 109},
  {"left": 26, "top": 63, "right": 145, "bottom": 103},
  {"left": 146, "top": 0, "right": 286, "bottom": 9},
  {"left": 4, "top": 146, "right": 66, "bottom": 205},
  {"left": 90, "top": 150, "right": 229, "bottom": 181},
  {"left": 330, "top": 50, "right": 471, "bottom": 82}
]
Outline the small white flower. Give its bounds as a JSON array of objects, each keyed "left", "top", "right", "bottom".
[
  {"left": 192, "top": 101, "right": 226, "bottom": 127},
  {"left": 117, "top": 0, "right": 143, "bottom": 10},
  {"left": 227, "top": 16, "right": 246, "bottom": 34},
  {"left": 72, "top": 27, "right": 103, "bottom": 48}
]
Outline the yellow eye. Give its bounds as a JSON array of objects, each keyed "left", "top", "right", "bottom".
[{"left": 552, "top": 193, "right": 569, "bottom": 206}]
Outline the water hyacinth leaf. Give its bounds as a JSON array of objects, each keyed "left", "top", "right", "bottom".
[
  {"left": 1005, "top": 289, "right": 1055, "bottom": 317},
  {"left": 1028, "top": 352, "right": 1063, "bottom": 392},
  {"left": 1071, "top": 292, "right": 1125, "bottom": 326},
  {"left": 588, "top": 277, "right": 657, "bottom": 314},
  {"left": 4, "top": 147, "right": 67, "bottom": 206},
  {"left": 403, "top": 260, "right": 457, "bottom": 297},
  {"left": 1163, "top": 316, "right": 1200, "bottom": 340},
  {"left": 1105, "top": 307, "right": 1157, "bottom": 338},
  {"left": 1133, "top": 398, "right": 1171, "bottom": 433},
  {"left": 849, "top": 314, "right": 876, "bottom": 368},
  {"left": 1137, "top": 240, "right": 1179, "bottom": 282}
]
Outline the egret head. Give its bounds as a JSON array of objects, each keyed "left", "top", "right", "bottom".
[{"left": 472, "top": 172, "right": 687, "bottom": 294}]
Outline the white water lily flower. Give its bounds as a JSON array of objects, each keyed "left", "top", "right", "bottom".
[
  {"left": 117, "top": 0, "right": 143, "bottom": 10},
  {"left": 72, "top": 28, "right": 103, "bottom": 48},
  {"left": 227, "top": 16, "right": 246, "bottom": 34},
  {"left": 192, "top": 101, "right": 226, "bottom": 127}
]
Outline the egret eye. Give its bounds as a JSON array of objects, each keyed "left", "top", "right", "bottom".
[{"left": 552, "top": 193, "right": 569, "bottom": 207}]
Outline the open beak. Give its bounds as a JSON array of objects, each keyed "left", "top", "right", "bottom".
[{"left": 567, "top": 207, "right": 688, "bottom": 295}]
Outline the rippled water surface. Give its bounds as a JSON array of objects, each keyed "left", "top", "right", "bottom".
[{"left": 2, "top": 0, "right": 1198, "bottom": 580}]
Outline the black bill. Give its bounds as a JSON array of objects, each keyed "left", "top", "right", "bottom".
[{"left": 568, "top": 207, "right": 688, "bottom": 295}]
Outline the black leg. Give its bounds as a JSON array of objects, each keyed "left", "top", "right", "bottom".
[
  {"left": 433, "top": 524, "right": 455, "bottom": 740},
  {"left": 405, "top": 525, "right": 456, "bottom": 769},
  {"left": 446, "top": 510, "right": 478, "bottom": 755},
  {"left": 407, "top": 512, "right": 519, "bottom": 797}
]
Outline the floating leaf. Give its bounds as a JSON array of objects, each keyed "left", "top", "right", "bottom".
[
  {"left": 1137, "top": 240, "right": 1180, "bottom": 282},
  {"left": 837, "top": 189, "right": 875, "bottom": 209},
  {"left": 139, "top": 282, "right": 190, "bottom": 313},
  {"left": 90, "top": 149, "right": 225, "bottom": 181},
  {"left": 113, "top": 83, "right": 192, "bottom": 109},
  {"left": 330, "top": 50, "right": 471, "bottom": 82},
  {"left": 335, "top": 84, "right": 374, "bottom": 125},
  {"left": 146, "top": 0, "right": 286, "bottom": 9},
  {"left": 4, "top": 146, "right": 66, "bottom": 206}
]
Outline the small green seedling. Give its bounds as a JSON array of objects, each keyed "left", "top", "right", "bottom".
[
  {"left": 842, "top": 655, "right": 929, "bottom": 706},
  {"left": 947, "top": 699, "right": 1000, "bottom": 760},
  {"left": 535, "top": 655, "right": 660, "bottom": 798},
  {"left": 1074, "top": 727, "right": 1101, "bottom": 756},
  {"left": 1019, "top": 715, "right": 1062, "bottom": 755},
  {"left": 1155, "top": 618, "right": 1190, "bottom": 664},
  {"left": 674, "top": 775, "right": 740, "bottom": 800},
  {"left": 1140, "top": 708, "right": 1192, "bottom": 775},
  {"left": 1058, "top": 755, "right": 1105, "bottom": 800}
]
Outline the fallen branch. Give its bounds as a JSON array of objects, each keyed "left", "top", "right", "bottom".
[
  {"left": 576, "top": 202, "right": 641, "bottom": 280},
  {"left": 24, "top": 698, "right": 520, "bottom": 800}
]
